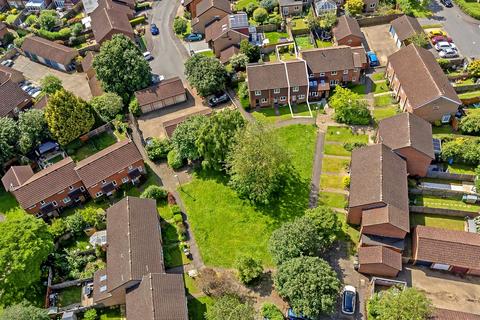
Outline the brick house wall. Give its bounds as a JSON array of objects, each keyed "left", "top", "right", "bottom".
[
  {"left": 363, "top": 0, "right": 378, "bottom": 12},
  {"left": 361, "top": 223, "right": 407, "bottom": 239},
  {"left": 281, "top": 3, "right": 303, "bottom": 16},
  {"left": 394, "top": 147, "right": 432, "bottom": 177},
  {"left": 86, "top": 159, "right": 145, "bottom": 199},
  {"left": 336, "top": 35, "right": 363, "bottom": 47},
  {"left": 358, "top": 263, "right": 399, "bottom": 277},
  {"left": 248, "top": 85, "right": 308, "bottom": 108},
  {"left": 186, "top": 0, "right": 203, "bottom": 18}
]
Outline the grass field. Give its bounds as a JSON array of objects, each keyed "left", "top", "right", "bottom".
[
  {"left": 324, "top": 143, "right": 351, "bottom": 156},
  {"left": 251, "top": 104, "right": 312, "bottom": 124},
  {"left": 318, "top": 192, "right": 347, "bottom": 208},
  {"left": 322, "top": 157, "right": 350, "bottom": 174},
  {"left": 188, "top": 296, "right": 214, "bottom": 320},
  {"left": 234, "top": 0, "right": 258, "bottom": 10},
  {"left": 198, "top": 50, "right": 215, "bottom": 57},
  {"left": 325, "top": 126, "right": 369, "bottom": 144},
  {"left": 374, "top": 94, "right": 396, "bottom": 107},
  {"left": 410, "top": 213, "right": 465, "bottom": 231},
  {"left": 447, "top": 163, "right": 476, "bottom": 174},
  {"left": 373, "top": 81, "right": 390, "bottom": 94},
  {"left": 458, "top": 90, "right": 480, "bottom": 99},
  {"left": 291, "top": 18, "right": 308, "bottom": 31},
  {"left": 0, "top": 187, "right": 19, "bottom": 215},
  {"left": 371, "top": 72, "right": 385, "bottom": 81},
  {"left": 98, "top": 308, "right": 123, "bottom": 320},
  {"left": 295, "top": 35, "right": 314, "bottom": 50},
  {"left": 372, "top": 106, "right": 398, "bottom": 122},
  {"left": 320, "top": 174, "right": 345, "bottom": 190},
  {"left": 316, "top": 39, "right": 333, "bottom": 48},
  {"left": 413, "top": 195, "right": 480, "bottom": 212},
  {"left": 57, "top": 286, "right": 81, "bottom": 307},
  {"left": 348, "top": 84, "right": 366, "bottom": 95}
]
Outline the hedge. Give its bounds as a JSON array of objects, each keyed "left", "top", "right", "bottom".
[
  {"left": 454, "top": 0, "right": 480, "bottom": 19},
  {"left": 35, "top": 27, "right": 72, "bottom": 41},
  {"left": 130, "top": 15, "right": 146, "bottom": 26}
]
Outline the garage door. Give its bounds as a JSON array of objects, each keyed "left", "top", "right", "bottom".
[
  {"left": 163, "top": 97, "right": 175, "bottom": 106},
  {"left": 175, "top": 93, "right": 187, "bottom": 104},
  {"left": 431, "top": 263, "right": 450, "bottom": 271}
]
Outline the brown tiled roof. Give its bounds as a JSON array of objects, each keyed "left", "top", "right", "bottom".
[
  {"left": 219, "top": 45, "right": 239, "bottom": 64},
  {"left": 205, "top": 15, "right": 228, "bottom": 42},
  {"left": 12, "top": 157, "right": 81, "bottom": 209},
  {"left": 126, "top": 273, "right": 188, "bottom": 320},
  {"left": 134, "top": 77, "right": 185, "bottom": 107},
  {"left": 333, "top": 15, "right": 364, "bottom": 42},
  {"left": 246, "top": 60, "right": 308, "bottom": 91},
  {"left": 163, "top": 109, "right": 212, "bottom": 138},
  {"left": 33, "top": 95, "right": 48, "bottom": 110},
  {"left": 92, "top": 268, "right": 111, "bottom": 303},
  {"left": 105, "top": 197, "right": 165, "bottom": 291},
  {"left": 75, "top": 139, "right": 143, "bottom": 188},
  {"left": 82, "top": 51, "right": 95, "bottom": 73},
  {"left": 362, "top": 205, "right": 409, "bottom": 234},
  {"left": 352, "top": 46, "right": 367, "bottom": 67},
  {"left": 413, "top": 226, "right": 480, "bottom": 270},
  {"left": 0, "top": 79, "right": 31, "bottom": 117},
  {"left": 22, "top": 36, "right": 78, "bottom": 66},
  {"left": 0, "top": 64, "right": 24, "bottom": 84},
  {"left": 378, "top": 112, "right": 434, "bottom": 159},
  {"left": 90, "top": 2, "right": 134, "bottom": 43},
  {"left": 358, "top": 245, "right": 402, "bottom": 271},
  {"left": 431, "top": 308, "right": 480, "bottom": 320},
  {"left": 196, "top": 0, "right": 231, "bottom": 17},
  {"left": 301, "top": 46, "right": 360, "bottom": 73},
  {"left": 1, "top": 165, "right": 34, "bottom": 191},
  {"left": 349, "top": 144, "right": 408, "bottom": 213},
  {"left": 388, "top": 44, "right": 461, "bottom": 108},
  {"left": 390, "top": 15, "right": 423, "bottom": 42}
]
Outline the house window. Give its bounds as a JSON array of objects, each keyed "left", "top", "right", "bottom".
[
  {"left": 122, "top": 177, "right": 129, "bottom": 183},
  {"left": 63, "top": 197, "right": 71, "bottom": 204},
  {"left": 319, "top": 72, "right": 325, "bottom": 76},
  {"left": 69, "top": 186, "right": 74, "bottom": 190},
  {"left": 274, "top": 88, "right": 280, "bottom": 94},
  {"left": 261, "top": 98, "right": 268, "bottom": 103},
  {"left": 52, "top": 201, "right": 58, "bottom": 206},
  {"left": 330, "top": 80, "right": 335, "bottom": 85},
  {"left": 280, "top": 96, "right": 286, "bottom": 101},
  {"left": 293, "top": 86, "right": 299, "bottom": 92},
  {"left": 311, "top": 91, "right": 318, "bottom": 97},
  {"left": 138, "top": 167, "right": 143, "bottom": 172},
  {"left": 331, "top": 71, "right": 337, "bottom": 75},
  {"left": 35, "top": 212, "right": 43, "bottom": 218},
  {"left": 28, "top": 205, "right": 36, "bottom": 210},
  {"left": 112, "top": 180, "right": 117, "bottom": 186},
  {"left": 100, "top": 286, "right": 107, "bottom": 293},
  {"left": 299, "top": 94, "right": 305, "bottom": 99},
  {"left": 294, "top": 6, "right": 300, "bottom": 10},
  {"left": 309, "top": 74, "right": 314, "bottom": 78},
  {"left": 40, "top": 200, "right": 46, "bottom": 205},
  {"left": 255, "top": 90, "right": 261, "bottom": 96},
  {"left": 96, "top": 191, "right": 103, "bottom": 198},
  {"left": 100, "top": 275, "right": 107, "bottom": 281},
  {"left": 433, "top": 106, "right": 440, "bottom": 110},
  {"left": 102, "top": 180, "right": 107, "bottom": 184},
  {"left": 369, "top": 2, "right": 375, "bottom": 7},
  {"left": 343, "top": 70, "right": 348, "bottom": 74},
  {"left": 128, "top": 165, "right": 133, "bottom": 170},
  {"left": 354, "top": 68, "right": 359, "bottom": 73},
  {"left": 80, "top": 186, "right": 85, "bottom": 192}
]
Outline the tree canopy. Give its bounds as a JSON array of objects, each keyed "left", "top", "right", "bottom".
[
  {"left": 40, "top": 75, "right": 63, "bottom": 94},
  {"left": 407, "top": 33, "right": 429, "bottom": 48},
  {"left": 0, "top": 117, "right": 19, "bottom": 166},
  {"left": 234, "top": 255, "right": 263, "bottom": 284},
  {"left": 253, "top": 7, "right": 268, "bottom": 23},
  {"left": 274, "top": 256, "right": 340, "bottom": 317},
  {"left": 171, "top": 115, "right": 208, "bottom": 161},
  {"left": 45, "top": 89, "right": 95, "bottom": 145},
  {"left": 0, "top": 213, "right": 54, "bottom": 305},
  {"left": 467, "top": 60, "right": 480, "bottom": 77},
  {"left": 90, "top": 92, "right": 124, "bottom": 122},
  {"left": 93, "top": 34, "right": 152, "bottom": 101},
  {"left": 185, "top": 54, "right": 227, "bottom": 97},
  {"left": 17, "top": 109, "right": 50, "bottom": 155},
  {"left": 230, "top": 53, "right": 249, "bottom": 71},
  {"left": 345, "top": 0, "right": 364, "bottom": 15},
  {"left": 459, "top": 113, "right": 480, "bottom": 135},
  {"left": 206, "top": 295, "right": 256, "bottom": 320},
  {"left": 38, "top": 10, "right": 58, "bottom": 31},
  {"left": 368, "top": 287, "right": 433, "bottom": 320},
  {"left": 240, "top": 39, "right": 261, "bottom": 63},
  {"left": 0, "top": 302, "right": 49, "bottom": 320},
  {"left": 330, "top": 86, "right": 371, "bottom": 125}
]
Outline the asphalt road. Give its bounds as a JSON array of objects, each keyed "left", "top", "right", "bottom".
[
  {"left": 418, "top": 0, "right": 480, "bottom": 59},
  {"left": 145, "top": 0, "right": 189, "bottom": 80}
]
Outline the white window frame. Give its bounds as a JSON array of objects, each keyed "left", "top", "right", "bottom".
[
  {"left": 280, "top": 96, "right": 286, "bottom": 101},
  {"left": 80, "top": 186, "right": 85, "bottom": 192},
  {"left": 138, "top": 166, "right": 143, "bottom": 172},
  {"left": 100, "top": 274, "right": 107, "bottom": 281},
  {"left": 112, "top": 180, "right": 117, "bottom": 186},
  {"left": 102, "top": 180, "right": 107, "bottom": 184},
  {"left": 369, "top": 2, "right": 375, "bottom": 7},
  {"left": 299, "top": 94, "right": 305, "bottom": 99},
  {"left": 69, "top": 186, "right": 74, "bottom": 190},
  {"left": 255, "top": 90, "right": 261, "bottom": 96},
  {"left": 63, "top": 197, "right": 71, "bottom": 204},
  {"left": 343, "top": 70, "right": 348, "bottom": 75},
  {"left": 319, "top": 72, "right": 325, "bottom": 76},
  {"left": 40, "top": 200, "right": 46, "bottom": 205},
  {"left": 274, "top": 88, "right": 280, "bottom": 94},
  {"left": 96, "top": 191, "right": 103, "bottom": 198},
  {"left": 293, "top": 86, "right": 299, "bottom": 92},
  {"left": 331, "top": 71, "right": 337, "bottom": 75},
  {"left": 261, "top": 98, "right": 267, "bottom": 103},
  {"left": 128, "top": 165, "right": 133, "bottom": 170},
  {"left": 52, "top": 201, "right": 58, "bottom": 206},
  {"left": 309, "top": 74, "right": 314, "bottom": 78},
  {"left": 122, "top": 177, "right": 129, "bottom": 183}
]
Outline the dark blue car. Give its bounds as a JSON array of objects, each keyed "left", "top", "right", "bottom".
[
  {"left": 150, "top": 24, "right": 159, "bottom": 35},
  {"left": 287, "top": 309, "right": 309, "bottom": 320},
  {"left": 367, "top": 51, "right": 379, "bottom": 67}
]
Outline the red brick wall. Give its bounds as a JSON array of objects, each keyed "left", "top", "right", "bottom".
[
  {"left": 337, "top": 35, "right": 363, "bottom": 47},
  {"left": 248, "top": 86, "right": 308, "bottom": 108},
  {"left": 361, "top": 223, "right": 407, "bottom": 239},
  {"left": 395, "top": 147, "right": 432, "bottom": 177},
  {"left": 359, "top": 263, "right": 399, "bottom": 277}
]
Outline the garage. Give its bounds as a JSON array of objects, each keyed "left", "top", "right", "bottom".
[{"left": 134, "top": 77, "right": 187, "bottom": 114}]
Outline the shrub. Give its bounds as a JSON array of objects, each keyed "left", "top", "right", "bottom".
[
  {"left": 343, "top": 141, "right": 366, "bottom": 151},
  {"left": 173, "top": 213, "right": 183, "bottom": 223},
  {"left": 234, "top": 255, "right": 263, "bottom": 284},
  {"left": 83, "top": 309, "right": 98, "bottom": 320},
  {"left": 253, "top": 7, "right": 268, "bottom": 23},
  {"left": 48, "top": 218, "right": 68, "bottom": 239},
  {"left": 140, "top": 185, "right": 168, "bottom": 201},
  {"left": 467, "top": 60, "right": 480, "bottom": 77},
  {"left": 260, "top": 0, "right": 278, "bottom": 12},
  {"left": 36, "top": 27, "right": 71, "bottom": 41},
  {"left": 436, "top": 58, "right": 450, "bottom": 70},
  {"left": 268, "top": 13, "right": 282, "bottom": 25},
  {"left": 245, "top": 2, "right": 259, "bottom": 15},
  {"left": 441, "top": 137, "right": 480, "bottom": 165},
  {"left": 183, "top": 10, "right": 191, "bottom": 20},
  {"left": 460, "top": 113, "right": 480, "bottom": 135},
  {"left": 173, "top": 17, "right": 188, "bottom": 34},
  {"left": 170, "top": 204, "right": 182, "bottom": 215},
  {"left": 65, "top": 213, "right": 86, "bottom": 236},
  {"left": 128, "top": 97, "right": 141, "bottom": 116},
  {"left": 167, "top": 149, "right": 184, "bottom": 169},
  {"left": 146, "top": 138, "right": 172, "bottom": 161},
  {"left": 261, "top": 303, "right": 284, "bottom": 320},
  {"left": 342, "top": 176, "right": 350, "bottom": 189},
  {"left": 130, "top": 15, "right": 146, "bottom": 26}
]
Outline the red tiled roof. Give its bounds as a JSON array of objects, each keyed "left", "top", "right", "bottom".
[
  {"left": 333, "top": 15, "right": 364, "bottom": 42},
  {"left": 358, "top": 245, "right": 402, "bottom": 271},
  {"left": 1, "top": 165, "right": 34, "bottom": 191}
]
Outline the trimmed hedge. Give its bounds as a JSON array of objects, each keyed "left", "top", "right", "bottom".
[
  {"left": 35, "top": 27, "right": 71, "bottom": 41},
  {"left": 130, "top": 15, "right": 146, "bottom": 26},
  {"left": 454, "top": 0, "right": 480, "bottom": 19}
]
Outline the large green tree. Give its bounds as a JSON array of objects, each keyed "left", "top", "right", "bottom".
[
  {"left": 17, "top": 109, "right": 50, "bottom": 154},
  {"left": 0, "top": 117, "right": 19, "bottom": 166},
  {"left": 93, "top": 34, "right": 152, "bottom": 101},
  {"left": 206, "top": 295, "right": 255, "bottom": 320},
  {"left": 197, "top": 109, "right": 245, "bottom": 171},
  {"left": 459, "top": 113, "right": 480, "bottom": 135},
  {"left": 240, "top": 39, "right": 261, "bottom": 63},
  {"left": 330, "top": 86, "right": 371, "bottom": 125},
  {"left": 274, "top": 256, "right": 341, "bottom": 317},
  {"left": 185, "top": 54, "right": 227, "bottom": 97},
  {"left": 227, "top": 124, "right": 292, "bottom": 204},
  {"left": 38, "top": 10, "right": 58, "bottom": 31},
  {"left": 90, "top": 92, "right": 124, "bottom": 122},
  {"left": 234, "top": 255, "right": 263, "bottom": 284},
  {"left": 0, "top": 213, "right": 54, "bottom": 305},
  {"left": 345, "top": 0, "right": 364, "bottom": 15},
  {"left": 40, "top": 75, "right": 63, "bottom": 95},
  {"left": 44, "top": 89, "right": 95, "bottom": 145},
  {"left": 368, "top": 287, "right": 433, "bottom": 320},
  {"left": 171, "top": 115, "right": 208, "bottom": 161},
  {"left": 0, "top": 302, "right": 49, "bottom": 320}
]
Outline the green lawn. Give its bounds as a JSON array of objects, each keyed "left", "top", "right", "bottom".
[
  {"left": 349, "top": 84, "right": 366, "bottom": 95},
  {"left": 318, "top": 192, "right": 347, "bottom": 208},
  {"left": 453, "top": 0, "right": 480, "bottom": 20},
  {"left": 373, "top": 81, "right": 390, "bottom": 94},
  {"left": 458, "top": 90, "right": 480, "bottom": 99},
  {"left": 374, "top": 94, "right": 396, "bottom": 107},
  {"left": 0, "top": 187, "right": 20, "bottom": 215},
  {"left": 184, "top": 273, "right": 200, "bottom": 295},
  {"left": 325, "top": 126, "right": 369, "bottom": 144},
  {"left": 98, "top": 308, "right": 123, "bottom": 320},
  {"left": 320, "top": 174, "right": 345, "bottom": 190},
  {"left": 316, "top": 39, "right": 333, "bottom": 48},
  {"left": 291, "top": 18, "right": 308, "bottom": 31},
  {"left": 67, "top": 132, "right": 118, "bottom": 162},
  {"left": 57, "top": 286, "right": 81, "bottom": 307},
  {"left": 410, "top": 213, "right": 465, "bottom": 231},
  {"left": 198, "top": 50, "right": 214, "bottom": 57},
  {"left": 336, "top": 212, "right": 360, "bottom": 253},
  {"left": 322, "top": 157, "right": 350, "bottom": 174},
  {"left": 432, "top": 125, "right": 457, "bottom": 135},
  {"left": 251, "top": 104, "right": 311, "bottom": 124},
  {"left": 447, "top": 163, "right": 476, "bottom": 175},
  {"left": 371, "top": 72, "right": 385, "bottom": 81},
  {"left": 188, "top": 296, "right": 214, "bottom": 320},
  {"left": 295, "top": 35, "right": 314, "bottom": 50},
  {"left": 413, "top": 195, "right": 480, "bottom": 212},
  {"left": 234, "top": 0, "right": 258, "bottom": 10},
  {"left": 324, "top": 143, "right": 351, "bottom": 156},
  {"left": 264, "top": 31, "right": 289, "bottom": 44},
  {"left": 64, "top": 233, "right": 91, "bottom": 252},
  {"left": 408, "top": 1, "right": 433, "bottom": 17},
  {"left": 372, "top": 106, "right": 398, "bottom": 122}
]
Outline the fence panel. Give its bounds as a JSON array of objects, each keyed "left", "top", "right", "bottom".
[{"left": 410, "top": 205, "right": 478, "bottom": 218}]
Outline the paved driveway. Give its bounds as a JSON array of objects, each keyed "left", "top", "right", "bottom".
[
  {"left": 12, "top": 55, "right": 92, "bottom": 101},
  {"left": 418, "top": 0, "right": 480, "bottom": 59},
  {"left": 361, "top": 25, "right": 399, "bottom": 66}
]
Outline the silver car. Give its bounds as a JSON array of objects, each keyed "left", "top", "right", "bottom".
[{"left": 435, "top": 41, "right": 457, "bottom": 51}]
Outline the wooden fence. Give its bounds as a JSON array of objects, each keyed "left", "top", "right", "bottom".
[
  {"left": 79, "top": 123, "right": 112, "bottom": 142},
  {"left": 410, "top": 206, "right": 478, "bottom": 218},
  {"left": 256, "top": 24, "right": 279, "bottom": 33},
  {"left": 426, "top": 170, "right": 475, "bottom": 182},
  {"left": 410, "top": 188, "right": 472, "bottom": 198},
  {"left": 356, "top": 13, "right": 403, "bottom": 27},
  {"left": 50, "top": 277, "right": 93, "bottom": 290}
]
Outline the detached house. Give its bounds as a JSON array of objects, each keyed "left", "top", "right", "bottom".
[
  {"left": 377, "top": 113, "right": 434, "bottom": 177},
  {"left": 191, "top": 0, "right": 231, "bottom": 34},
  {"left": 389, "top": 15, "right": 424, "bottom": 48},
  {"left": 387, "top": 44, "right": 461, "bottom": 123},
  {"left": 90, "top": 0, "right": 135, "bottom": 44},
  {"left": 22, "top": 36, "right": 78, "bottom": 72},
  {"left": 205, "top": 13, "right": 249, "bottom": 61},
  {"left": 333, "top": 15, "right": 365, "bottom": 47}
]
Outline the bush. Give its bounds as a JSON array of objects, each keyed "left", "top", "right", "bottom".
[
  {"left": 343, "top": 141, "right": 366, "bottom": 151},
  {"left": 173, "top": 17, "right": 188, "bottom": 34},
  {"left": 146, "top": 138, "right": 172, "bottom": 161},
  {"left": 130, "top": 15, "right": 146, "bottom": 26},
  {"left": 260, "top": 0, "right": 278, "bottom": 12},
  {"left": 234, "top": 255, "right": 263, "bottom": 284},
  {"left": 342, "top": 176, "right": 350, "bottom": 189},
  {"left": 467, "top": 60, "right": 480, "bottom": 77},
  {"left": 253, "top": 7, "right": 268, "bottom": 23},
  {"left": 167, "top": 149, "right": 184, "bottom": 169},
  {"left": 460, "top": 113, "right": 480, "bottom": 135},
  {"left": 83, "top": 309, "right": 98, "bottom": 320},
  {"left": 36, "top": 27, "right": 71, "bottom": 41},
  {"left": 245, "top": 2, "right": 259, "bottom": 15},
  {"left": 184, "top": 10, "right": 191, "bottom": 20},
  {"left": 65, "top": 213, "right": 86, "bottom": 236},
  {"left": 261, "top": 303, "right": 284, "bottom": 320},
  {"left": 128, "top": 97, "right": 141, "bottom": 116},
  {"left": 436, "top": 58, "right": 450, "bottom": 71},
  {"left": 140, "top": 185, "right": 168, "bottom": 201},
  {"left": 170, "top": 204, "right": 182, "bottom": 216},
  {"left": 14, "top": 36, "right": 25, "bottom": 47},
  {"left": 173, "top": 213, "right": 183, "bottom": 223},
  {"left": 441, "top": 137, "right": 480, "bottom": 165},
  {"left": 48, "top": 218, "right": 68, "bottom": 239},
  {"left": 455, "top": 0, "right": 480, "bottom": 20}
]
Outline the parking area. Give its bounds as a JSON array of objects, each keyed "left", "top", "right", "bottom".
[
  {"left": 12, "top": 55, "right": 92, "bottom": 101},
  {"left": 399, "top": 266, "right": 480, "bottom": 315},
  {"left": 361, "top": 25, "right": 399, "bottom": 66}
]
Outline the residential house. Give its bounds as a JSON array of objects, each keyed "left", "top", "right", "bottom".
[
  {"left": 389, "top": 15, "right": 424, "bottom": 48},
  {"left": 54, "top": 0, "right": 80, "bottom": 10},
  {"left": 333, "top": 15, "right": 365, "bottom": 47},
  {"left": 82, "top": 51, "right": 104, "bottom": 97},
  {"left": 204, "top": 13, "right": 249, "bottom": 60},
  {"left": 0, "top": 66, "right": 32, "bottom": 117},
  {"left": 134, "top": 77, "right": 187, "bottom": 114},
  {"left": 431, "top": 309, "right": 480, "bottom": 320},
  {"left": 0, "top": 64, "right": 25, "bottom": 84},
  {"left": 92, "top": 197, "right": 188, "bottom": 319},
  {"left": 184, "top": 0, "right": 203, "bottom": 18},
  {"left": 412, "top": 226, "right": 480, "bottom": 276},
  {"left": 377, "top": 113, "right": 434, "bottom": 177},
  {"left": 90, "top": 0, "right": 135, "bottom": 44},
  {"left": 191, "top": 0, "right": 231, "bottom": 34},
  {"left": 219, "top": 45, "right": 239, "bottom": 64},
  {"left": 246, "top": 60, "right": 309, "bottom": 108},
  {"left": 0, "top": 22, "right": 8, "bottom": 40},
  {"left": 1, "top": 158, "right": 87, "bottom": 218},
  {"left": 75, "top": 139, "right": 145, "bottom": 199},
  {"left": 279, "top": 0, "right": 304, "bottom": 17},
  {"left": 386, "top": 44, "right": 461, "bottom": 122},
  {"left": 22, "top": 36, "right": 78, "bottom": 72},
  {"left": 301, "top": 46, "right": 367, "bottom": 99}
]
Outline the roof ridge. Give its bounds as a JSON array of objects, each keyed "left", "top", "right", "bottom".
[
  {"left": 126, "top": 197, "right": 134, "bottom": 281},
  {"left": 22, "top": 157, "right": 74, "bottom": 186},
  {"left": 412, "top": 45, "right": 443, "bottom": 97},
  {"left": 406, "top": 113, "right": 412, "bottom": 146},
  {"left": 379, "top": 145, "right": 384, "bottom": 203},
  {"left": 148, "top": 273, "right": 156, "bottom": 319}
]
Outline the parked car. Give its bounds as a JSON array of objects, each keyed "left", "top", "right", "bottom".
[
  {"left": 184, "top": 33, "right": 203, "bottom": 42},
  {"left": 287, "top": 309, "right": 309, "bottom": 320},
  {"left": 31, "top": 91, "right": 42, "bottom": 99},
  {"left": 208, "top": 92, "right": 229, "bottom": 107},
  {"left": 429, "top": 29, "right": 447, "bottom": 38},
  {"left": 1, "top": 59, "right": 13, "bottom": 67},
  {"left": 341, "top": 285, "right": 357, "bottom": 316},
  {"left": 431, "top": 35, "right": 453, "bottom": 45},
  {"left": 439, "top": 47, "right": 459, "bottom": 58},
  {"left": 21, "top": 84, "right": 34, "bottom": 92},
  {"left": 143, "top": 51, "right": 154, "bottom": 61},
  {"left": 440, "top": 0, "right": 453, "bottom": 7},
  {"left": 151, "top": 74, "right": 165, "bottom": 84},
  {"left": 367, "top": 51, "right": 380, "bottom": 67},
  {"left": 150, "top": 23, "right": 159, "bottom": 35},
  {"left": 435, "top": 41, "right": 457, "bottom": 51}
]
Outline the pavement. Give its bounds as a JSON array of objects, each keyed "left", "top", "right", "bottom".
[
  {"left": 361, "top": 24, "right": 399, "bottom": 66},
  {"left": 418, "top": 0, "right": 480, "bottom": 59}
]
